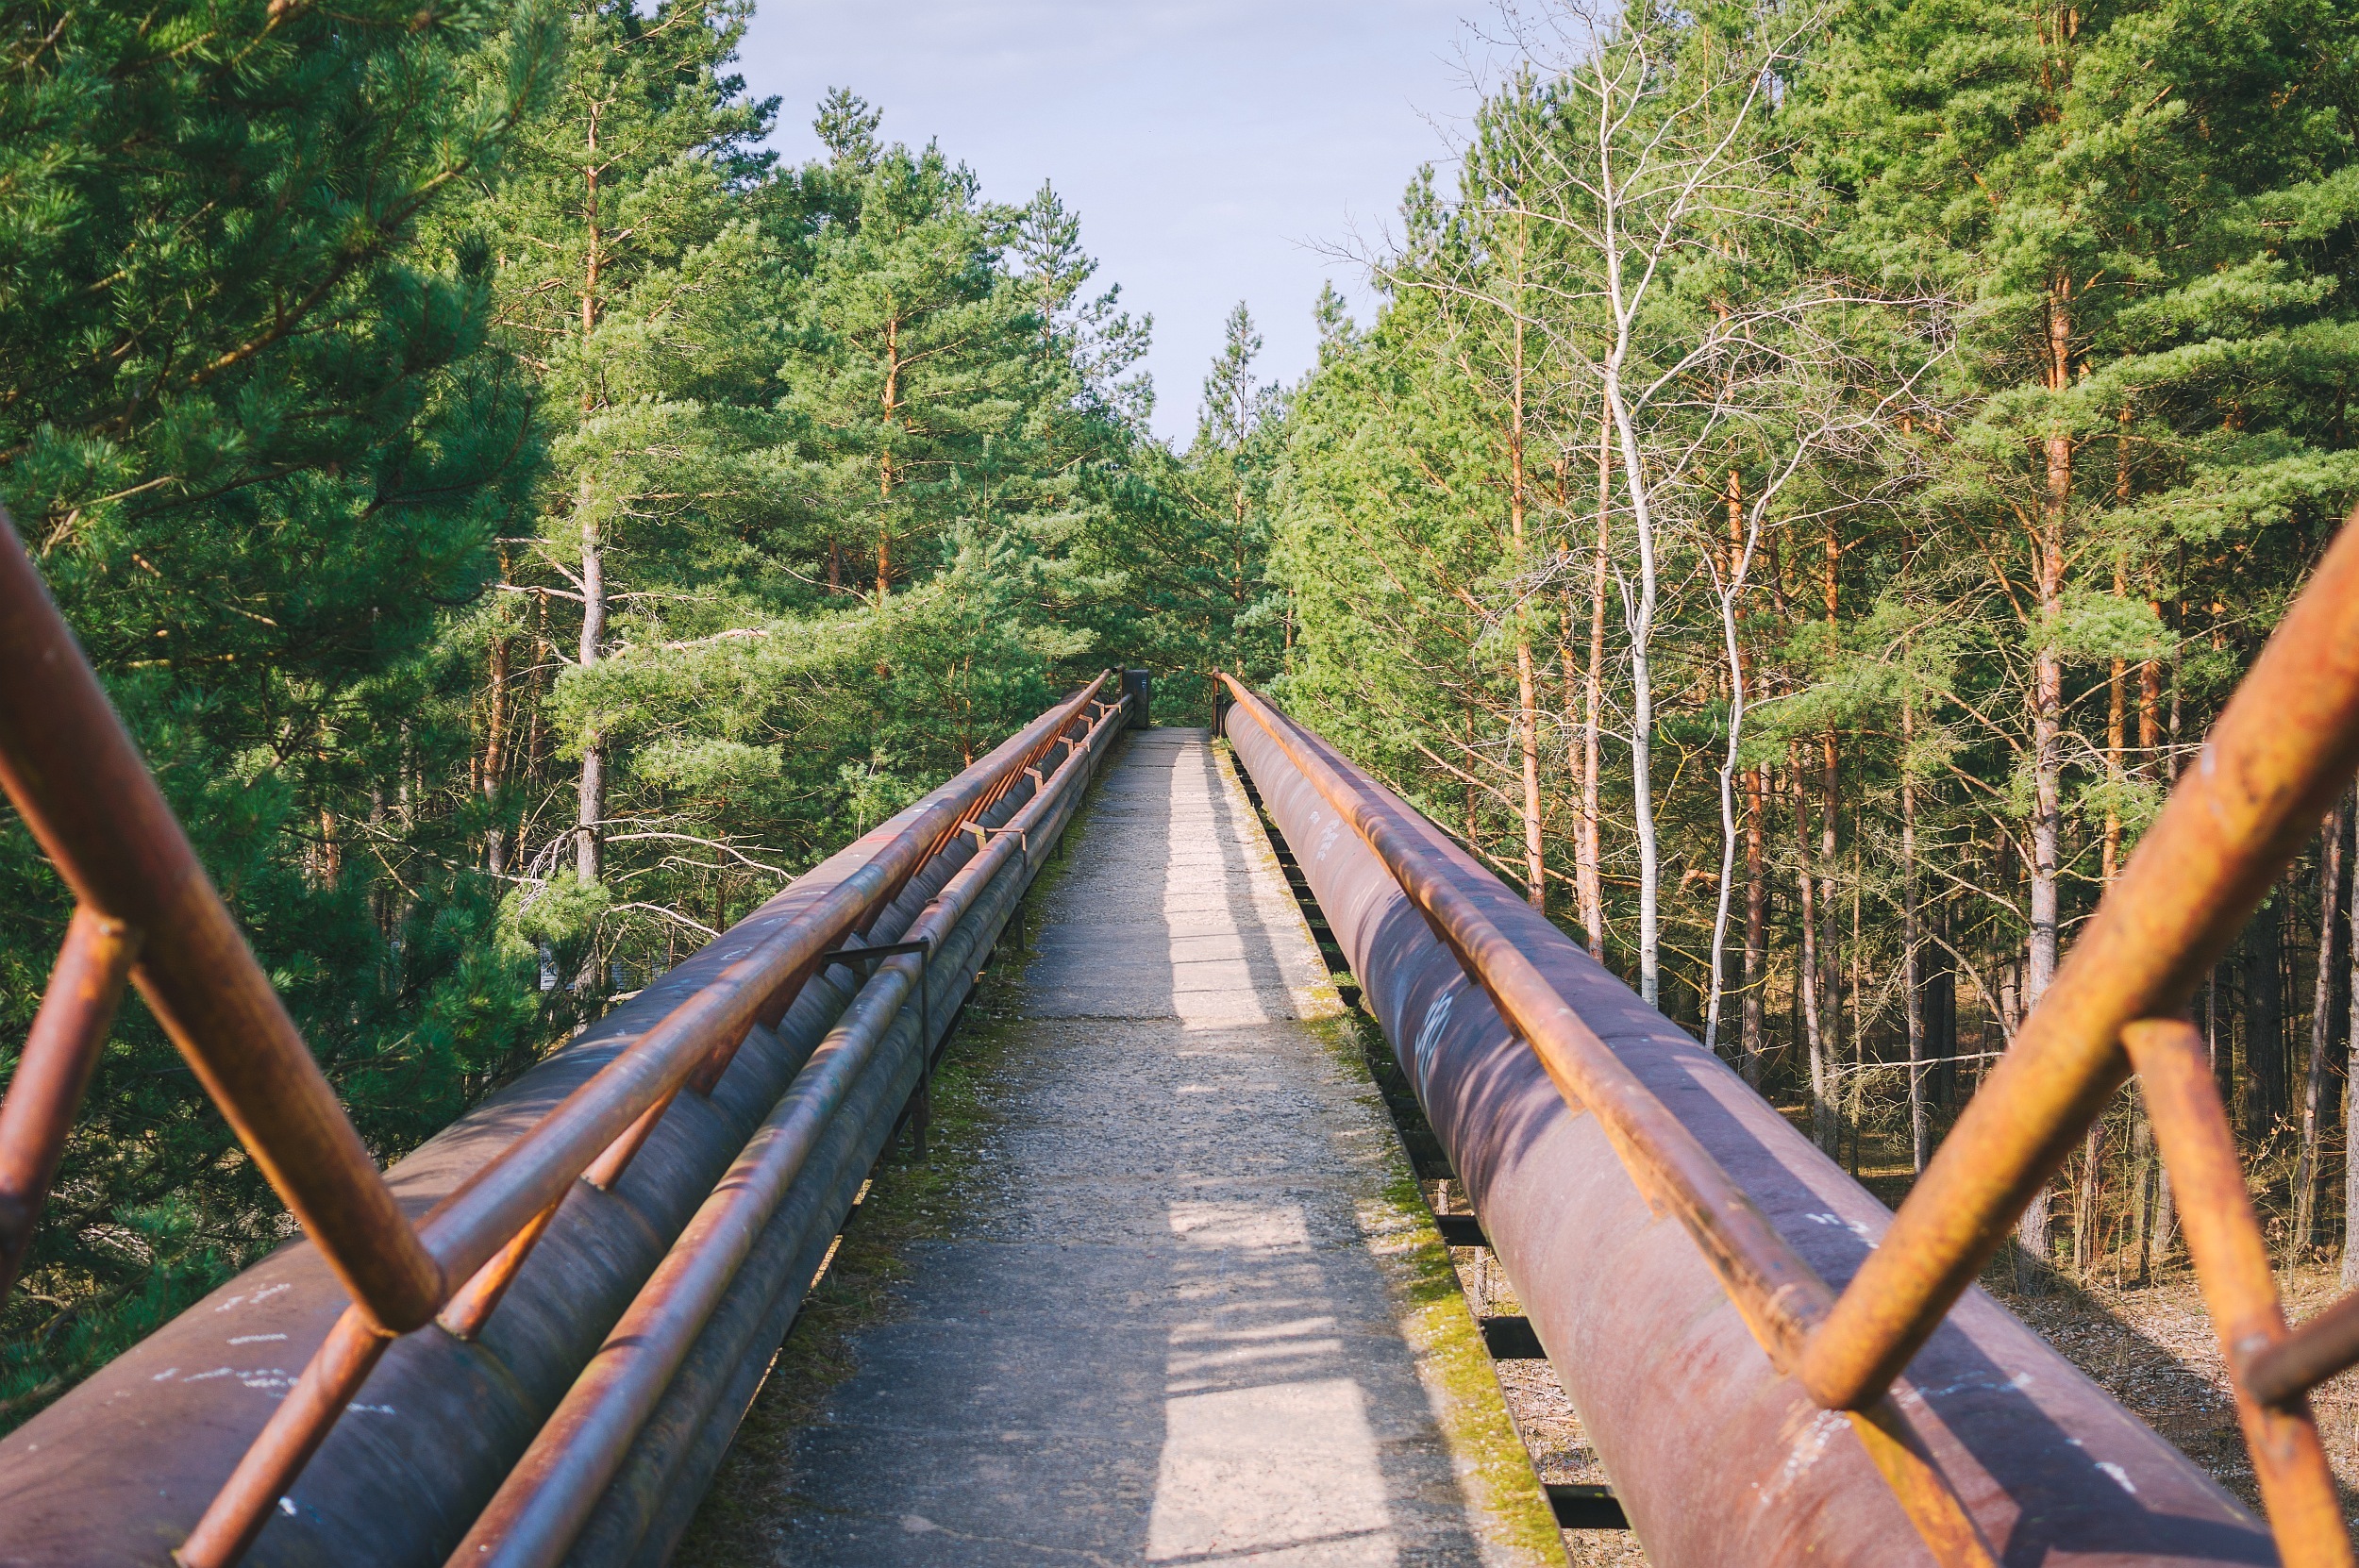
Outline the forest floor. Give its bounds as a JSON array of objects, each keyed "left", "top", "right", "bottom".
[
  {"left": 1995, "top": 1261, "right": 2359, "bottom": 1519},
  {"left": 1843, "top": 1129, "right": 2359, "bottom": 1524}
]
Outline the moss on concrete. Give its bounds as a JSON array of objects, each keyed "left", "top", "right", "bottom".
[
  {"left": 1208, "top": 738, "right": 1567, "bottom": 1568},
  {"left": 1313, "top": 1003, "right": 1569, "bottom": 1568},
  {"left": 674, "top": 751, "right": 1113, "bottom": 1566}
]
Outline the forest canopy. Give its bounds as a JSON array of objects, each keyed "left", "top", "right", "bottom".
[
  {"left": 0, "top": 0, "right": 1277, "bottom": 1424},
  {"left": 6, "top": 0, "right": 2359, "bottom": 1429}
]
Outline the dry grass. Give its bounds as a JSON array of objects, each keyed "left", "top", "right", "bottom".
[
  {"left": 1995, "top": 1262, "right": 2359, "bottom": 1519},
  {"left": 1838, "top": 1115, "right": 2359, "bottom": 1522}
]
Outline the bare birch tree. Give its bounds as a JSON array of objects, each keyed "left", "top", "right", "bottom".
[{"left": 1473, "top": 0, "right": 1834, "bottom": 1005}]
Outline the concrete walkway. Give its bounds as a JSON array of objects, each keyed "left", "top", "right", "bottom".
[{"left": 755, "top": 727, "right": 1557, "bottom": 1567}]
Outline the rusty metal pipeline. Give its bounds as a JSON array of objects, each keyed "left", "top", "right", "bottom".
[
  {"left": 0, "top": 678, "right": 1128, "bottom": 1566},
  {"left": 1222, "top": 681, "right": 2273, "bottom": 1567},
  {"left": 446, "top": 695, "right": 1131, "bottom": 1568}
]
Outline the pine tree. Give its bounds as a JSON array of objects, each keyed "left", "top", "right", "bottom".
[
  {"left": 788, "top": 125, "right": 1034, "bottom": 609},
  {"left": 1791, "top": 0, "right": 2359, "bottom": 1272},
  {"left": 0, "top": 0, "right": 556, "bottom": 1419},
  {"left": 474, "top": 0, "right": 778, "bottom": 902}
]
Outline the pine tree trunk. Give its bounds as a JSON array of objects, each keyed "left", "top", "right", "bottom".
[
  {"left": 1904, "top": 678, "right": 1927, "bottom": 1172},
  {"left": 1705, "top": 466, "right": 1751, "bottom": 1059},
  {"left": 484, "top": 631, "right": 510, "bottom": 876},
  {"left": 577, "top": 483, "right": 606, "bottom": 885},
  {"left": 2131, "top": 1092, "right": 2158, "bottom": 1283},
  {"left": 527, "top": 592, "right": 549, "bottom": 788},
  {"left": 1744, "top": 762, "right": 1766, "bottom": 1087},
  {"left": 1929, "top": 900, "right": 1957, "bottom": 1110},
  {"left": 1462, "top": 705, "right": 1479, "bottom": 849},
  {"left": 1516, "top": 642, "right": 1545, "bottom": 911},
  {"left": 2027, "top": 283, "right": 2072, "bottom": 1007},
  {"left": 1507, "top": 345, "right": 1544, "bottom": 912},
  {"left": 2017, "top": 282, "right": 2074, "bottom": 1285},
  {"left": 2344, "top": 791, "right": 2359, "bottom": 1283},
  {"left": 2138, "top": 616, "right": 2174, "bottom": 1275},
  {"left": 2297, "top": 803, "right": 2345, "bottom": 1247},
  {"left": 1818, "top": 523, "right": 1842, "bottom": 1053},
  {"left": 575, "top": 118, "right": 608, "bottom": 892},
  {"left": 2074, "top": 1121, "right": 2102, "bottom": 1276},
  {"left": 878, "top": 316, "right": 900, "bottom": 603},
  {"left": 2077, "top": 615, "right": 2128, "bottom": 1272},
  {"left": 2249, "top": 900, "right": 2285, "bottom": 1141},
  {"left": 1794, "top": 744, "right": 1832, "bottom": 1153},
  {"left": 2102, "top": 656, "right": 2125, "bottom": 883}
]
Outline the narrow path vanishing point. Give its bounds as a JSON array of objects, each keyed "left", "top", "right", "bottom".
[{"left": 739, "top": 726, "right": 1562, "bottom": 1566}]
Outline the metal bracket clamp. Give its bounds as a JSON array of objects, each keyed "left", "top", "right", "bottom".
[{"left": 965, "top": 823, "right": 1028, "bottom": 853}]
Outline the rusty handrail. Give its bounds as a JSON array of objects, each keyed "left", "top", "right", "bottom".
[
  {"left": 2125, "top": 1019, "right": 2349, "bottom": 1555},
  {"left": 0, "top": 509, "right": 445, "bottom": 1331},
  {"left": 1220, "top": 504, "right": 2359, "bottom": 1568},
  {"left": 0, "top": 908, "right": 140, "bottom": 1301},
  {"left": 172, "top": 678, "right": 1110, "bottom": 1567},
  {"left": 0, "top": 495, "right": 1124, "bottom": 1568}
]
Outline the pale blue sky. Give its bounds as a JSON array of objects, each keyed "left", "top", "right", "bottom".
[{"left": 737, "top": 1, "right": 1488, "bottom": 443}]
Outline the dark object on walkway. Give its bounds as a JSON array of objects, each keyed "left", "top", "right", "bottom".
[{"left": 1122, "top": 666, "right": 1151, "bottom": 728}]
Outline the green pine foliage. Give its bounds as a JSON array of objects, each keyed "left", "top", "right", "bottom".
[
  {"left": 1271, "top": 0, "right": 2359, "bottom": 1273},
  {"left": 0, "top": 0, "right": 560, "bottom": 1421},
  {"left": 0, "top": 8, "right": 1249, "bottom": 1426},
  {"left": 22, "top": 0, "right": 2357, "bottom": 1422}
]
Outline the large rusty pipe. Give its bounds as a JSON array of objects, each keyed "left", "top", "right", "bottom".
[
  {"left": 1804, "top": 515, "right": 2359, "bottom": 1410},
  {"left": 447, "top": 695, "right": 1129, "bottom": 1568},
  {"left": 175, "top": 1307, "right": 397, "bottom": 1568},
  {"left": 0, "top": 509, "right": 443, "bottom": 1332},
  {"left": 570, "top": 710, "right": 1125, "bottom": 1568},
  {"left": 1222, "top": 690, "right": 2270, "bottom": 1566},
  {"left": 0, "top": 692, "right": 1106, "bottom": 1566}
]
